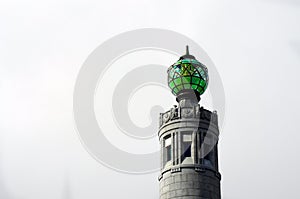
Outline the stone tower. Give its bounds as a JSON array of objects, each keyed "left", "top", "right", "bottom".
[{"left": 158, "top": 46, "right": 221, "bottom": 199}]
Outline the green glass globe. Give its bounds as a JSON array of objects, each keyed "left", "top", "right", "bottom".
[{"left": 167, "top": 48, "right": 209, "bottom": 96}]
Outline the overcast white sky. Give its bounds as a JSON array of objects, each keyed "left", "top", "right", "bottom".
[{"left": 1, "top": 0, "right": 300, "bottom": 198}]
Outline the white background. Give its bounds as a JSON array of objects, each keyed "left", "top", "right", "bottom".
[{"left": 1, "top": 0, "right": 300, "bottom": 198}]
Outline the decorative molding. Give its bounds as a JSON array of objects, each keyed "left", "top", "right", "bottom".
[
  {"left": 195, "top": 167, "right": 205, "bottom": 172},
  {"left": 158, "top": 174, "right": 163, "bottom": 181},
  {"left": 170, "top": 167, "right": 181, "bottom": 173},
  {"left": 159, "top": 105, "right": 218, "bottom": 128}
]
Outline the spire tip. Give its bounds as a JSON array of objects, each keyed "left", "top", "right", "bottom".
[{"left": 186, "top": 45, "right": 189, "bottom": 55}]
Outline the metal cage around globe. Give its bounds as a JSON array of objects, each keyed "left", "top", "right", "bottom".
[{"left": 167, "top": 46, "right": 209, "bottom": 97}]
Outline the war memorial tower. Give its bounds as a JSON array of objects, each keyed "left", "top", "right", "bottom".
[{"left": 158, "top": 46, "right": 221, "bottom": 199}]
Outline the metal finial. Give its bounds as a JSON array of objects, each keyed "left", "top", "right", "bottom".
[
  {"left": 180, "top": 45, "right": 195, "bottom": 59},
  {"left": 186, "top": 45, "right": 189, "bottom": 55}
]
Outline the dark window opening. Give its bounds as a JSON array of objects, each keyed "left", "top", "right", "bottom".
[
  {"left": 183, "top": 143, "right": 191, "bottom": 157},
  {"left": 164, "top": 135, "right": 172, "bottom": 165},
  {"left": 203, "top": 155, "right": 213, "bottom": 168},
  {"left": 181, "top": 133, "right": 192, "bottom": 160},
  {"left": 166, "top": 145, "right": 171, "bottom": 162},
  {"left": 202, "top": 141, "right": 214, "bottom": 168}
]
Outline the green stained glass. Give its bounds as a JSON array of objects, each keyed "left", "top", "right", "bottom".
[
  {"left": 181, "top": 59, "right": 191, "bottom": 64},
  {"left": 169, "top": 81, "right": 175, "bottom": 89},
  {"left": 200, "top": 80, "right": 206, "bottom": 86},
  {"left": 192, "top": 84, "right": 198, "bottom": 90},
  {"left": 182, "top": 77, "right": 191, "bottom": 84},
  {"left": 198, "top": 87, "right": 203, "bottom": 94},
  {"left": 200, "top": 70, "right": 205, "bottom": 76},
  {"left": 192, "top": 77, "right": 200, "bottom": 84},
  {"left": 174, "top": 69, "right": 181, "bottom": 75},
  {"left": 191, "top": 60, "right": 200, "bottom": 64},
  {"left": 193, "top": 72, "right": 200, "bottom": 77},
  {"left": 173, "top": 72, "right": 181, "bottom": 78},
  {"left": 183, "top": 84, "right": 190, "bottom": 89},
  {"left": 173, "top": 87, "right": 179, "bottom": 94},
  {"left": 181, "top": 64, "right": 192, "bottom": 76},
  {"left": 177, "top": 85, "right": 183, "bottom": 90},
  {"left": 174, "top": 78, "right": 182, "bottom": 85},
  {"left": 169, "top": 70, "right": 174, "bottom": 78}
]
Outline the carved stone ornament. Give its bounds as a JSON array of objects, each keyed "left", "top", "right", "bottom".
[
  {"left": 211, "top": 111, "right": 218, "bottom": 125},
  {"left": 195, "top": 105, "right": 201, "bottom": 118},
  {"left": 159, "top": 113, "right": 163, "bottom": 127},
  {"left": 163, "top": 112, "right": 171, "bottom": 123},
  {"left": 170, "top": 108, "right": 175, "bottom": 120},
  {"left": 181, "top": 107, "right": 194, "bottom": 118}
]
